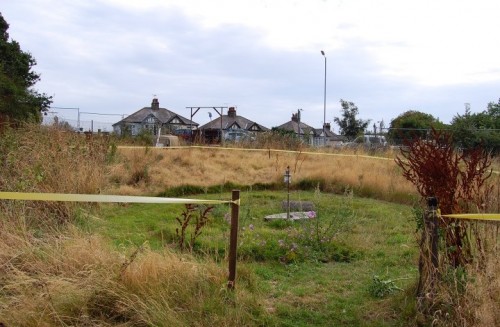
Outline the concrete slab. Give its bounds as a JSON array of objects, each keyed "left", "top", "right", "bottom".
[{"left": 264, "top": 212, "right": 315, "bottom": 221}]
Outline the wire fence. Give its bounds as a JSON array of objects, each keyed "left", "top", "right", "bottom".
[{"left": 43, "top": 115, "right": 117, "bottom": 133}]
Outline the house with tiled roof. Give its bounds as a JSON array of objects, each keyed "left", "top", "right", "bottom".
[
  {"left": 198, "top": 107, "right": 269, "bottom": 143},
  {"left": 112, "top": 98, "right": 198, "bottom": 136},
  {"left": 275, "top": 112, "right": 344, "bottom": 147},
  {"left": 275, "top": 112, "right": 317, "bottom": 138},
  {"left": 314, "top": 123, "right": 346, "bottom": 146}
]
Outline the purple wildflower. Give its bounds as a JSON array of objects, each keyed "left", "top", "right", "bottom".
[{"left": 307, "top": 211, "right": 316, "bottom": 219}]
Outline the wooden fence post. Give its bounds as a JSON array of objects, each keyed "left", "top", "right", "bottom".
[
  {"left": 417, "top": 196, "right": 440, "bottom": 300},
  {"left": 228, "top": 189, "right": 240, "bottom": 290},
  {"left": 428, "top": 197, "right": 439, "bottom": 273}
]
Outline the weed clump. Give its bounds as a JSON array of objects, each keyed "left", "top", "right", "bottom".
[
  {"left": 175, "top": 204, "right": 213, "bottom": 251},
  {"left": 368, "top": 275, "right": 403, "bottom": 298},
  {"left": 396, "top": 128, "right": 499, "bottom": 326}
]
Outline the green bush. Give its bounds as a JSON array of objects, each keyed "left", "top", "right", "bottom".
[{"left": 296, "top": 178, "right": 324, "bottom": 191}]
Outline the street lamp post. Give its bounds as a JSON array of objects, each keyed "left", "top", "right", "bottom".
[{"left": 321, "top": 50, "right": 327, "bottom": 145}]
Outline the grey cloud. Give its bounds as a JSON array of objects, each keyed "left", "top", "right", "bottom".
[{"left": 2, "top": 1, "right": 498, "bottom": 130}]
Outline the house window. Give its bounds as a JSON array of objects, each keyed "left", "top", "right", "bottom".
[
  {"left": 145, "top": 124, "right": 158, "bottom": 135},
  {"left": 171, "top": 117, "right": 180, "bottom": 124},
  {"left": 250, "top": 125, "right": 259, "bottom": 131},
  {"left": 146, "top": 116, "right": 155, "bottom": 124},
  {"left": 230, "top": 124, "right": 239, "bottom": 129}
]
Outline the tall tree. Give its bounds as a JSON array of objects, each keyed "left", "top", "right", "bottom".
[
  {"left": 334, "top": 99, "right": 370, "bottom": 140},
  {"left": 387, "top": 110, "right": 444, "bottom": 144},
  {"left": 0, "top": 12, "right": 51, "bottom": 123},
  {"left": 450, "top": 99, "right": 500, "bottom": 153}
]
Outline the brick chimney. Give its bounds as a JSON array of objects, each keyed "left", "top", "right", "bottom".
[
  {"left": 228, "top": 107, "right": 236, "bottom": 118},
  {"left": 323, "top": 123, "right": 331, "bottom": 131},
  {"left": 151, "top": 98, "right": 160, "bottom": 111},
  {"left": 291, "top": 113, "right": 298, "bottom": 122}
]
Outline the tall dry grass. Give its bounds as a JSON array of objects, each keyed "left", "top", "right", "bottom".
[
  {"left": 0, "top": 124, "right": 110, "bottom": 226},
  {"left": 0, "top": 124, "right": 109, "bottom": 194},
  {"left": 0, "top": 227, "right": 264, "bottom": 326},
  {"left": 0, "top": 125, "right": 265, "bottom": 326},
  {"left": 468, "top": 227, "right": 500, "bottom": 327},
  {"left": 109, "top": 146, "right": 416, "bottom": 203},
  {"left": 415, "top": 220, "right": 499, "bottom": 327}
]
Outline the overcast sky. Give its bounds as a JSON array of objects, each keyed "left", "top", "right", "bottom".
[{"left": 2, "top": 0, "right": 500, "bottom": 132}]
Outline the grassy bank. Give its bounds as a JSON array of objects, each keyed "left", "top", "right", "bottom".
[{"left": 107, "top": 146, "right": 417, "bottom": 205}]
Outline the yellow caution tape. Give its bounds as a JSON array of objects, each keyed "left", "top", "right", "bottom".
[
  {"left": 126, "top": 145, "right": 394, "bottom": 161},
  {"left": 441, "top": 213, "right": 500, "bottom": 222},
  {"left": 0, "top": 192, "right": 237, "bottom": 205}
]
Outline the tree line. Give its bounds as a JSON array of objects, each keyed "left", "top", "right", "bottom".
[
  {"left": 334, "top": 97, "right": 500, "bottom": 153},
  {"left": 0, "top": 13, "right": 51, "bottom": 124}
]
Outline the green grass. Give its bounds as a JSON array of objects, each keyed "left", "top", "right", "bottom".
[{"left": 96, "top": 190, "right": 420, "bottom": 326}]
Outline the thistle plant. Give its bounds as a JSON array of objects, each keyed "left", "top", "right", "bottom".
[{"left": 175, "top": 204, "right": 213, "bottom": 251}]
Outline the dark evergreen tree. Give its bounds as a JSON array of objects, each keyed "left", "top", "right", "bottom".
[{"left": 0, "top": 12, "right": 52, "bottom": 123}]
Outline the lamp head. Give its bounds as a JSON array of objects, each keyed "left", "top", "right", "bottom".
[{"left": 321, "top": 50, "right": 325, "bottom": 56}]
